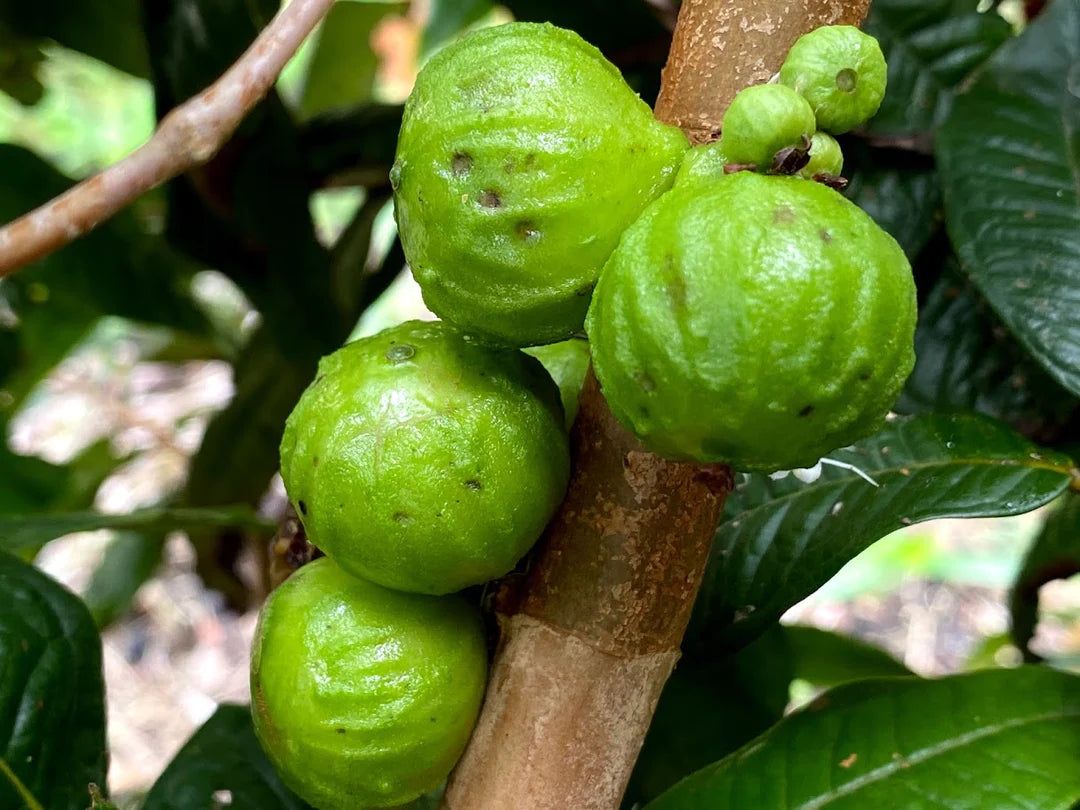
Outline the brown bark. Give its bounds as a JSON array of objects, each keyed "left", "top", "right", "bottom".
[
  {"left": 444, "top": 2, "right": 872, "bottom": 809},
  {"left": 655, "top": 0, "right": 874, "bottom": 144}
]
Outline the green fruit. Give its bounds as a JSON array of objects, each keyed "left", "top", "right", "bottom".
[
  {"left": 280, "top": 320, "right": 570, "bottom": 594},
  {"left": 673, "top": 141, "right": 730, "bottom": 188},
  {"left": 779, "top": 25, "right": 887, "bottom": 134},
  {"left": 586, "top": 172, "right": 915, "bottom": 472},
  {"left": 392, "top": 22, "right": 689, "bottom": 346},
  {"left": 798, "top": 132, "right": 844, "bottom": 179},
  {"left": 251, "top": 557, "right": 487, "bottom": 809},
  {"left": 525, "top": 338, "right": 591, "bottom": 429},
  {"left": 718, "top": 84, "right": 816, "bottom": 170}
]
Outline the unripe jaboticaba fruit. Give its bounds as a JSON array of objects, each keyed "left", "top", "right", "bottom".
[
  {"left": 718, "top": 84, "right": 816, "bottom": 170},
  {"left": 586, "top": 172, "right": 916, "bottom": 472},
  {"left": 279, "top": 320, "right": 569, "bottom": 594},
  {"left": 673, "top": 141, "right": 729, "bottom": 189},
  {"left": 779, "top": 25, "right": 887, "bottom": 134},
  {"left": 392, "top": 22, "right": 689, "bottom": 347},
  {"left": 251, "top": 557, "right": 487, "bottom": 809},
  {"left": 798, "top": 131, "right": 844, "bottom": 179}
]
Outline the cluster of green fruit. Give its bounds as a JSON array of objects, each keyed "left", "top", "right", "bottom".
[{"left": 250, "top": 20, "right": 915, "bottom": 810}]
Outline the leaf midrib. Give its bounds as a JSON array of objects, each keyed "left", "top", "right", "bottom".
[{"left": 792, "top": 706, "right": 1080, "bottom": 810}]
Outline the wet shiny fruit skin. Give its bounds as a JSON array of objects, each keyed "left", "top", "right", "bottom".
[
  {"left": 718, "top": 84, "right": 816, "bottom": 170},
  {"left": 392, "top": 22, "right": 688, "bottom": 347},
  {"left": 279, "top": 320, "right": 569, "bottom": 595},
  {"left": 251, "top": 558, "right": 487, "bottom": 809},
  {"left": 587, "top": 172, "right": 916, "bottom": 472},
  {"left": 779, "top": 25, "right": 887, "bottom": 134}
]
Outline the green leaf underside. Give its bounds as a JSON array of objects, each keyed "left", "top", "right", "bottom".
[
  {"left": 142, "top": 705, "right": 311, "bottom": 810},
  {"left": 0, "top": 552, "right": 105, "bottom": 810},
  {"left": 689, "top": 413, "right": 1074, "bottom": 653},
  {"left": 647, "top": 667, "right": 1080, "bottom": 809},
  {"left": 936, "top": 0, "right": 1080, "bottom": 397},
  {"left": 0, "top": 506, "right": 272, "bottom": 554}
]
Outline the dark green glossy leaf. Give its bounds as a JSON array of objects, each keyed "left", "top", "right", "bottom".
[
  {"left": 298, "top": 1, "right": 406, "bottom": 120},
  {"left": 782, "top": 626, "right": 910, "bottom": 686},
  {"left": 646, "top": 667, "right": 1080, "bottom": 810},
  {"left": 841, "top": 141, "right": 941, "bottom": 260},
  {"left": 897, "top": 258, "right": 1078, "bottom": 440},
  {"left": 0, "top": 552, "right": 105, "bottom": 810},
  {"left": 82, "top": 532, "right": 165, "bottom": 629},
  {"left": 626, "top": 628, "right": 793, "bottom": 808},
  {"left": 0, "top": 506, "right": 271, "bottom": 554},
  {"left": 689, "top": 413, "right": 1075, "bottom": 653},
  {"left": 299, "top": 104, "right": 403, "bottom": 190},
  {"left": 865, "top": 0, "right": 1011, "bottom": 137},
  {"left": 0, "top": 0, "right": 148, "bottom": 77},
  {"left": 937, "top": 0, "right": 1080, "bottom": 396},
  {"left": 142, "top": 704, "right": 312, "bottom": 810},
  {"left": 1010, "top": 491, "right": 1080, "bottom": 660}
]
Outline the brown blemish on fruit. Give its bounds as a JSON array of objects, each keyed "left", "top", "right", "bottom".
[
  {"left": 452, "top": 152, "right": 473, "bottom": 176},
  {"left": 394, "top": 511, "right": 412, "bottom": 525},
  {"left": 820, "top": 229, "right": 833, "bottom": 243},
  {"left": 312, "top": 456, "right": 319, "bottom": 467},
  {"left": 772, "top": 206, "right": 797, "bottom": 223},
  {"left": 516, "top": 221, "right": 541, "bottom": 241},
  {"left": 479, "top": 189, "right": 502, "bottom": 208},
  {"left": 465, "top": 479, "right": 483, "bottom": 491},
  {"left": 798, "top": 404, "right": 814, "bottom": 417}
]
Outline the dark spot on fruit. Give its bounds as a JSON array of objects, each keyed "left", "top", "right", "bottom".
[
  {"left": 772, "top": 206, "right": 797, "bottom": 224},
  {"left": 523, "top": 153, "right": 537, "bottom": 168},
  {"left": 836, "top": 68, "right": 858, "bottom": 93},
  {"left": 798, "top": 404, "right": 815, "bottom": 417},
  {"left": 298, "top": 500, "right": 307, "bottom": 515},
  {"left": 858, "top": 368, "right": 873, "bottom": 381},
  {"left": 312, "top": 456, "right": 319, "bottom": 467},
  {"left": 336, "top": 727, "right": 347, "bottom": 734},
  {"left": 479, "top": 190, "right": 502, "bottom": 208},
  {"left": 465, "top": 479, "right": 482, "bottom": 491},
  {"left": 820, "top": 229, "right": 833, "bottom": 243},
  {"left": 394, "top": 512, "right": 412, "bottom": 525},
  {"left": 636, "top": 372, "right": 656, "bottom": 392},
  {"left": 386, "top": 343, "right": 416, "bottom": 363},
  {"left": 451, "top": 152, "right": 473, "bottom": 176},
  {"left": 516, "top": 221, "right": 541, "bottom": 241}
]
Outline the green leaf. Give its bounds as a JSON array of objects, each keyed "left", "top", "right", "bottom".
[
  {"left": 298, "top": 1, "right": 407, "bottom": 120},
  {"left": 423, "top": 0, "right": 493, "bottom": 56},
  {"left": 865, "top": 0, "right": 1011, "bottom": 137},
  {"left": 840, "top": 142, "right": 941, "bottom": 260},
  {"left": 896, "top": 258, "right": 1077, "bottom": 439},
  {"left": 0, "top": 506, "right": 271, "bottom": 554},
  {"left": 0, "top": 0, "right": 148, "bottom": 77},
  {"left": 82, "top": 532, "right": 165, "bottom": 629},
  {"left": 0, "top": 552, "right": 106, "bottom": 810},
  {"left": 1010, "top": 491, "right": 1080, "bottom": 660},
  {"left": 141, "top": 704, "right": 312, "bottom": 810},
  {"left": 646, "top": 667, "right": 1080, "bottom": 810},
  {"left": 936, "top": 0, "right": 1080, "bottom": 397},
  {"left": 782, "top": 626, "right": 910, "bottom": 686},
  {"left": 626, "top": 628, "right": 793, "bottom": 808},
  {"left": 689, "top": 413, "right": 1075, "bottom": 653}
]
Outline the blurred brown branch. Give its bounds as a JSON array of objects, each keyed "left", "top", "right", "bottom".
[{"left": 0, "top": 0, "right": 336, "bottom": 277}]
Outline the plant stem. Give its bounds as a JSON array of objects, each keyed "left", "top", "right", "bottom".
[
  {"left": 0, "top": 0, "right": 336, "bottom": 277},
  {"left": 442, "top": 2, "right": 872, "bottom": 809}
]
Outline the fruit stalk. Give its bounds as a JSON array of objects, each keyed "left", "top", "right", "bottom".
[
  {"left": 442, "top": 2, "right": 872, "bottom": 808},
  {"left": 655, "top": 0, "right": 873, "bottom": 144}
]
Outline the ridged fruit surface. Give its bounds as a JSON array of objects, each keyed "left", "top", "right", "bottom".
[
  {"left": 718, "top": 84, "right": 816, "bottom": 169},
  {"left": 251, "top": 558, "right": 487, "bottom": 809},
  {"left": 280, "top": 320, "right": 569, "bottom": 594},
  {"left": 779, "top": 25, "right": 887, "bottom": 134},
  {"left": 587, "top": 172, "right": 916, "bottom": 472},
  {"left": 392, "top": 22, "right": 688, "bottom": 346}
]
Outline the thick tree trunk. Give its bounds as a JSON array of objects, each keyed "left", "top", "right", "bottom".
[{"left": 443, "top": 2, "right": 872, "bottom": 808}]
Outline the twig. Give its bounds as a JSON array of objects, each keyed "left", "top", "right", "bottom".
[{"left": 0, "top": 0, "right": 336, "bottom": 277}]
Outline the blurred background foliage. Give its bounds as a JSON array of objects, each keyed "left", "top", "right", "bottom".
[{"left": 0, "top": 0, "right": 1078, "bottom": 806}]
